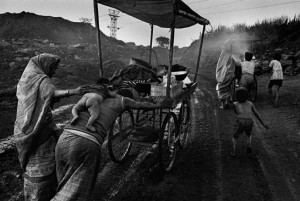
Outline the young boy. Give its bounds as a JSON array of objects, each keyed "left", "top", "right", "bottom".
[
  {"left": 239, "top": 52, "right": 255, "bottom": 93},
  {"left": 268, "top": 53, "right": 283, "bottom": 108},
  {"left": 231, "top": 87, "right": 269, "bottom": 157},
  {"left": 70, "top": 78, "right": 117, "bottom": 132}
]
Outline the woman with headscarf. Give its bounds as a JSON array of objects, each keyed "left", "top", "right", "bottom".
[{"left": 14, "top": 53, "right": 89, "bottom": 201}]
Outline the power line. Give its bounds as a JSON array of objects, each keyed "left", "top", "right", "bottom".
[
  {"left": 196, "top": 0, "right": 245, "bottom": 10},
  {"left": 202, "top": 0, "right": 300, "bottom": 15},
  {"left": 189, "top": 0, "right": 212, "bottom": 5}
]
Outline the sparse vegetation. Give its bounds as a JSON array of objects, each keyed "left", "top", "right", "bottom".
[{"left": 155, "top": 36, "right": 170, "bottom": 48}]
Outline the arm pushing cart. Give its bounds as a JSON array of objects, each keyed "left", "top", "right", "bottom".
[{"left": 93, "top": 0, "right": 209, "bottom": 172}]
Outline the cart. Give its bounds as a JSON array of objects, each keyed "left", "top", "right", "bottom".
[{"left": 93, "top": 0, "right": 210, "bottom": 172}]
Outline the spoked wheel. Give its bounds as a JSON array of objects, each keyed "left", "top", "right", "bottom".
[
  {"left": 178, "top": 99, "right": 191, "bottom": 148},
  {"left": 135, "top": 109, "right": 155, "bottom": 125},
  {"left": 249, "top": 76, "right": 257, "bottom": 101},
  {"left": 108, "top": 110, "right": 134, "bottom": 163},
  {"left": 158, "top": 111, "right": 179, "bottom": 172}
]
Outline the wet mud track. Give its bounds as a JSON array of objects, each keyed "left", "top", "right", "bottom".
[
  {"left": 1, "top": 72, "right": 300, "bottom": 201},
  {"left": 100, "top": 85, "right": 271, "bottom": 201},
  {"left": 92, "top": 72, "right": 300, "bottom": 201}
]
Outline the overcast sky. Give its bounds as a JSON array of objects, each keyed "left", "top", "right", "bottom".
[{"left": 1, "top": 0, "right": 300, "bottom": 47}]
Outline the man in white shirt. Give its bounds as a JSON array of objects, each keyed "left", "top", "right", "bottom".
[
  {"left": 268, "top": 53, "right": 283, "bottom": 107},
  {"left": 239, "top": 52, "right": 255, "bottom": 89}
]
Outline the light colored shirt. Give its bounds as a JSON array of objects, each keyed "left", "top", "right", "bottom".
[
  {"left": 269, "top": 60, "right": 283, "bottom": 80},
  {"left": 241, "top": 61, "right": 255, "bottom": 75}
]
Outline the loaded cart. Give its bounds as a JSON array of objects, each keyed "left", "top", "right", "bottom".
[{"left": 93, "top": 0, "right": 210, "bottom": 172}]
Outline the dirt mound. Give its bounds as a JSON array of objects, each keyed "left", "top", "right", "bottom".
[{"left": 0, "top": 12, "right": 105, "bottom": 45}]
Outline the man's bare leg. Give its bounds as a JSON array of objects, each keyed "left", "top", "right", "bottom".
[
  {"left": 71, "top": 96, "right": 87, "bottom": 126},
  {"left": 246, "top": 135, "right": 252, "bottom": 154},
  {"left": 86, "top": 103, "right": 100, "bottom": 133},
  {"left": 231, "top": 137, "right": 237, "bottom": 157},
  {"left": 71, "top": 106, "right": 80, "bottom": 126},
  {"left": 268, "top": 87, "right": 273, "bottom": 104},
  {"left": 274, "top": 86, "right": 280, "bottom": 108}
]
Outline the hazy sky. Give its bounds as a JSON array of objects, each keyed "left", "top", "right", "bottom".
[{"left": 1, "top": 0, "right": 300, "bottom": 47}]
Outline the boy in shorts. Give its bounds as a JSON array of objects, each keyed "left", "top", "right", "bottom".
[
  {"left": 268, "top": 53, "right": 283, "bottom": 107},
  {"left": 70, "top": 78, "right": 117, "bottom": 132},
  {"left": 231, "top": 87, "right": 269, "bottom": 157}
]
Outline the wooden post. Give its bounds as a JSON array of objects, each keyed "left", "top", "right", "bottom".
[
  {"left": 149, "top": 24, "right": 153, "bottom": 64},
  {"left": 93, "top": 0, "right": 103, "bottom": 78},
  {"left": 167, "top": 0, "right": 178, "bottom": 98},
  {"left": 193, "top": 25, "right": 206, "bottom": 83}
]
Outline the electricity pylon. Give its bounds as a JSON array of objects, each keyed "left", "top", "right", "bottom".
[{"left": 108, "top": 9, "right": 120, "bottom": 38}]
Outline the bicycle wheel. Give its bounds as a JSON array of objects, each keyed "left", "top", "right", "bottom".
[
  {"left": 108, "top": 110, "right": 134, "bottom": 163},
  {"left": 135, "top": 109, "right": 155, "bottom": 125},
  {"left": 249, "top": 76, "right": 257, "bottom": 101},
  {"left": 178, "top": 99, "right": 191, "bottom": 148},
  {"left": 158, "top": 111, "right": 179, "bottom": 172}
]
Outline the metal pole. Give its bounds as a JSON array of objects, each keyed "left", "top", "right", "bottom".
[
  {"left": 93, "top": 0, "right": 103, "bottom": 78},
  {"left": 167, "top": 0, "right": 178, "bottom": 98},
  {"left": 149, "top": 24, "right": 153, "bottom": 64},
  {"left": 193, "top": 25, "right": 206, "bottom": 83}
]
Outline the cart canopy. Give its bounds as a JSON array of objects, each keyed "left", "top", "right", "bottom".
[{"left": 97, "top": 0, "right": 209, "bottom": 28}]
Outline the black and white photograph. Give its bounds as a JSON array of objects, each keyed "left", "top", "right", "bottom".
[{"left": 1, "top": 0, "right": 300, "bottom": 200}]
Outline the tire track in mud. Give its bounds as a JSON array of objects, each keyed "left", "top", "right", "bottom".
[
  {"left": 255, "top": 104, "right": 300, "bottom": 201},
  {"left": 106, "top": 87, "right": 223, "bottom": 201},
  {"left": 215, "top": 96, "right": 274, "bottom": 200}
]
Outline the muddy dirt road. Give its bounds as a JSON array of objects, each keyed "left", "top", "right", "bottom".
[
  {"left": 90, "top": 70, "right": 300, "bottom": 201},
  {"left": 1, "top": 69, "right": 300, "bottom": 201}
]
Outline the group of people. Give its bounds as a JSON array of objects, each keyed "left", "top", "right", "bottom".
[
  {"left": 14, "top": 53, "right": 169, "bottom": 201},
  {"left": 13, "top": 51, "right": 284, "bottom": 199},
  {"left": 225, "top": 51, "right": 284, "bottom": 156}
]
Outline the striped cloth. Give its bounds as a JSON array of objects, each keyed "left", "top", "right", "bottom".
[
  {"left": 14, "top": 53, "right": 60, "bottom": 201},
  {"left": 51, "top": 130, "right": 101, "bottom": 201},
  {"left": 14, "top": 53, "right": 58, "bottom": 170}
]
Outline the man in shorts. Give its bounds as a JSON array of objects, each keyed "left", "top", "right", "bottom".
[
  {"left": 231, "top": 87, "right": 269, "bottom": 157},
  {"left": 268, "top": 53, "right": 283, "bottom": 107}
]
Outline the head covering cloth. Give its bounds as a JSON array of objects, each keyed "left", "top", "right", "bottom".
[{"left": 14, "top": 53, "right": 59, "bottom": 170}]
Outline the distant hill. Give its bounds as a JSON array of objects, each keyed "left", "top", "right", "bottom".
[{"left": 0, "top": 11, "right": 106, "bottom": 44}]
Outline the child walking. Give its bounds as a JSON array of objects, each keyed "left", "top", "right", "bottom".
[
  {"left": 70, "top": 78, "right": 117, "bottom": 132},
  {"left": 268, "top": 52, "right": 283, "bottom": 107},
  {"left": 231, "top": 87, "right": 269, "bottom": 157}
]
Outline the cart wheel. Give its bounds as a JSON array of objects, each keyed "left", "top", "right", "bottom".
[
  {"left": 229, "top": 80, "right": 236, "bottom": 103},
  {"left": 158, "top": 112, "right": 179, "bottom": 172},
  {"left": 178, "top": 99, "right": 191, "bottom": 148},
  {"left": 135, "top": 109, "right": 155, "bottom": 125},
  {"left": 108, "top": 110, "right": 134, "bottom": 163},
  {"left": 249, "top": 76, "right": 257, "bottom": 101}
]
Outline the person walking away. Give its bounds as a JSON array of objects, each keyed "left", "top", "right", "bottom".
[
  {"left": 70, "top": 77, "right": 117, "bottom": 132},
  {"left": 239, "top": 52, "right": 256, "bottom": 100},
  {"left": 14, "top": 53, "right": 89, "bottom": 201},
  {"left": 268, "top": 53, "right": 283, "bottom": 107},
  {"left": 51, "top": 89, "right": 171, "bottom": 201},
  {"left": 231, "top": 87, "right": 269, "bottom": 157}
]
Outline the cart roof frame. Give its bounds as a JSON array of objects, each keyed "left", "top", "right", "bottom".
[
  {"left": 97, "top": 0, "right": 209, "bottom": 28},
  {"left": 93, "top": 0, "right": 210, "bottom": 98}
]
